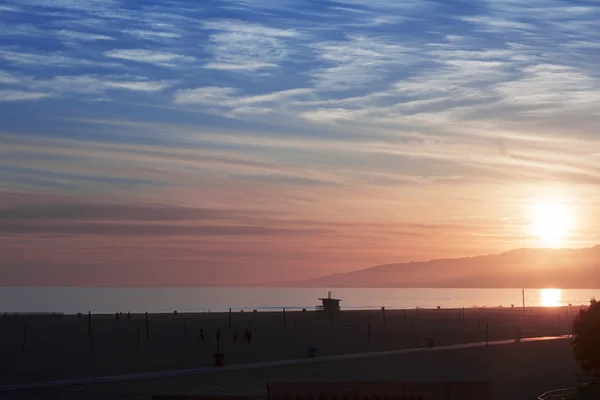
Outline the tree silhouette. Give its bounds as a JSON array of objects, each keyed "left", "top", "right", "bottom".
[{"left": 572, "top": 298, "right": 600, "bottom": 372}]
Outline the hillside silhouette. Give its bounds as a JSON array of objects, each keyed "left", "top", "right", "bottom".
[{"left": 294, "top": 246, "right": 600, "bottom": 288}]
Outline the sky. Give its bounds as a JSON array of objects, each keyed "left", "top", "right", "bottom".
[{"left": 2, "top": 0, "right": 600, "bottom": 286}]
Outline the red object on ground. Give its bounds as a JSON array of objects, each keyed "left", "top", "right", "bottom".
[{"left": 213, "top": 353, "right": 225, "bottom": 367}]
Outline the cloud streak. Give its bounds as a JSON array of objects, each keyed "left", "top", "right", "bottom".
[
  {"left": 104, "top": 49, "right": 194, "bottom": 67},
  {"left": 0, "top": 222, "right": 328, "bottom": 237},
  {"left": 7, "top": 75, "right": 178, "bottom": 98},
  {"left": 311, "top": 35, "right": 416, "bottom": 91},
  {"left": 202, "top": 19, "right": 299, "bottom": 71},
  {"left": 54, "top": 29, "right": 115, "bottom": 41},
  {"left": 122, "top": 29, "right": 181, "bottom": 40},
  {"left": 0, "top": 49, "right": 122, "bottom": 68}
]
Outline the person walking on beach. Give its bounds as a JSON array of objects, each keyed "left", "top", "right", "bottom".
[
  {"left": 247, "top": 330, "right": 253, "bottom": 344},
  {"left": 199, "top": 328, "right": 204, "bottom": 341},
  {"left": 243, "top": 329, "right": 248, "bottom": 340},
  {"left": 233, "top": 329, "right": 238, "bottom": 344}
]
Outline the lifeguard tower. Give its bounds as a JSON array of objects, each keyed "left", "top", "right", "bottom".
[{"left": 317, "top": 291, "right": 341, "bottom": 314}]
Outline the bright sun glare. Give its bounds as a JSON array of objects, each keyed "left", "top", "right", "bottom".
[
  {"left": 530, "top": 202, "right": 573, "bottom": 248},
  {"left": 540, "top": 288, "right": 562, "bottom": 307}
]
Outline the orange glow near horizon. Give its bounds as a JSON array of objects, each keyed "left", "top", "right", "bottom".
[
  {"left": 540, "top": 288, "right": 562, "bottom": 307},
  {"left": 530, "top": 201, "right": 573, "bottom": 248}
]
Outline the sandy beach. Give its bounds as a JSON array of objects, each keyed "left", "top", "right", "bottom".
[
  {"left": 1, "top": 306, "right": 580, "bottom": 389},
  {"left": 8, "top": 338, "right": 578, "bottom": 400}
]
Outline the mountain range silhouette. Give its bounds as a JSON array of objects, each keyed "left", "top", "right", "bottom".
[{"left": 290, "top": 246, "right": 600, "bottom": 288}]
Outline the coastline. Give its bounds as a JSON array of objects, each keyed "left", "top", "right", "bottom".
[{"left": 2, "top": 286, "right": 596, "bottom": 315}]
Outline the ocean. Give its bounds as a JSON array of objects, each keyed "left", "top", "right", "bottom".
[{"left": 2, "top": 287, "right": 600, "bottom": 314}]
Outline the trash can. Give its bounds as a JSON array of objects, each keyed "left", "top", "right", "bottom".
[
  {"left": 307, "top": 346, "right": 317, "bottom": 358},
  {"left": 426, "top": 337, "right": 435, "bottom": 348},
  {"left": 213, "top": 353, "right": 225, "bottom": 366}
]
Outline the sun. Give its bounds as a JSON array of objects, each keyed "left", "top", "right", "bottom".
[
  {"left": 540, "top": 288, "right": 562, "bottom": 307},
  {"left": 530, "top": 202, "right": 573, "bottom": 247}
]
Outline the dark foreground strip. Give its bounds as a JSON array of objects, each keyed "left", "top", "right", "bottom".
[
  {"left": 0, "top": 336, "right": 570, "bottom": 393},
  {"left": 153, "top": 396, "right": 267, "bottom": 400}
]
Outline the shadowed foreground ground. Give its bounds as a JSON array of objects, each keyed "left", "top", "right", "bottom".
[
  {"left": 6, "top": 339, "right": 579, "bottom": 400},
  {"left": 1, "top": 307, "right": 582, "bottom": 399},
  {"left": 1, "top": 307, "right": 577, "bottom": 384}
]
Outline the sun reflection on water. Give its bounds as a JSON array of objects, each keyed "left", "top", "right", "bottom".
[{"left": 540, "top": 288, "right": 562, "bottom": 307}]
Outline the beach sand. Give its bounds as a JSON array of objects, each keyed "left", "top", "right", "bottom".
[
  {"left": 7, "top": 339, "right": 580, "bottom": 400},
  {"left": 1, "top": 307, "right": 582, "bottom": 398}
]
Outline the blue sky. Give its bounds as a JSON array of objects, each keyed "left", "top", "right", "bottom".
[{"left": 2, "top": 0, "right": 600, "bottom": 285}]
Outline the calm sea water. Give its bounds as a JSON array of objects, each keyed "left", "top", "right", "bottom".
[{"left": 1, "top": 287, "right": 600, "bottom": 314}]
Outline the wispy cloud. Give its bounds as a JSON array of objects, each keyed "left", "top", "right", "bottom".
[
  {"left": 0, "top": 198, "right": 263, "bottom": 222},
  {"left": 54, "top": 29, "right": 115, "bottom": 41},
  {"left": 174, "top": 87, "right": 313, "bottom": 107},
  {"left": 0, "top": 5, "right": 20, "bottom": 12},
  {"left": 173, "top": 87, "right": 236, "bottom": 105},
  {"left": 103, "top": 80, "right": 175, "bottom": 92},
  {"left": 0, "top": 221, "right": 328, "bottom": 237},
  {"left": 331, "top": 0, "right": 430, "bottom": 12},
  {"left": 0, "top": 70, "right": 20, "bottom": 84},
  {"left": 202, "top": 19, "right": 299, "bottom": 71},
  {"left": 0, "top": 23, "right": 42, "bottom": 37},
  {"left": 104, "top": 49, "right": 194, "bottom": 67},
  {"left": 0, "top": 90, "right": 53, "bottom": 101},
  {"left": 495, "top": 64, "right": 600, "bottom": 111},
  {"left": 122, "top": 29, "right": 181, "bottom": 40},
  {"left": 311, "top": 35, "right": 416, "bottom": 91},
  {"left": 460, "top": 15, "right": 535, "bottom": 32},
  {"left": 0, "top": 49, "right": 122, "bottom": 68},
  {"left": 203, "top": 19, "right": 298, "bottom": 38},
  {"left": 8, "top": 0, "right": 121, "bottom": 10},
  {"left": 27, "top": 75, "right": 177, "bottom": 95}
]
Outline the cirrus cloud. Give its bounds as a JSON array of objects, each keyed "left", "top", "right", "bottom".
[{"left": 104, "top": 49, "right": 195, "bottom": 67}]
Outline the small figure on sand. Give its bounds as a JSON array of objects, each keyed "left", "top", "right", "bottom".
[
  {"left": 243, "top": 329, "right": 248, "bottom": 340},
  {"left": 199, "top": 328, "right": 204, "bottom": 341},
  {"left": 233, "top": 329, "right": 238, "bottom": 344},
  {"left": 247, "top": 330, "right": 253, "bottom": 344}
]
